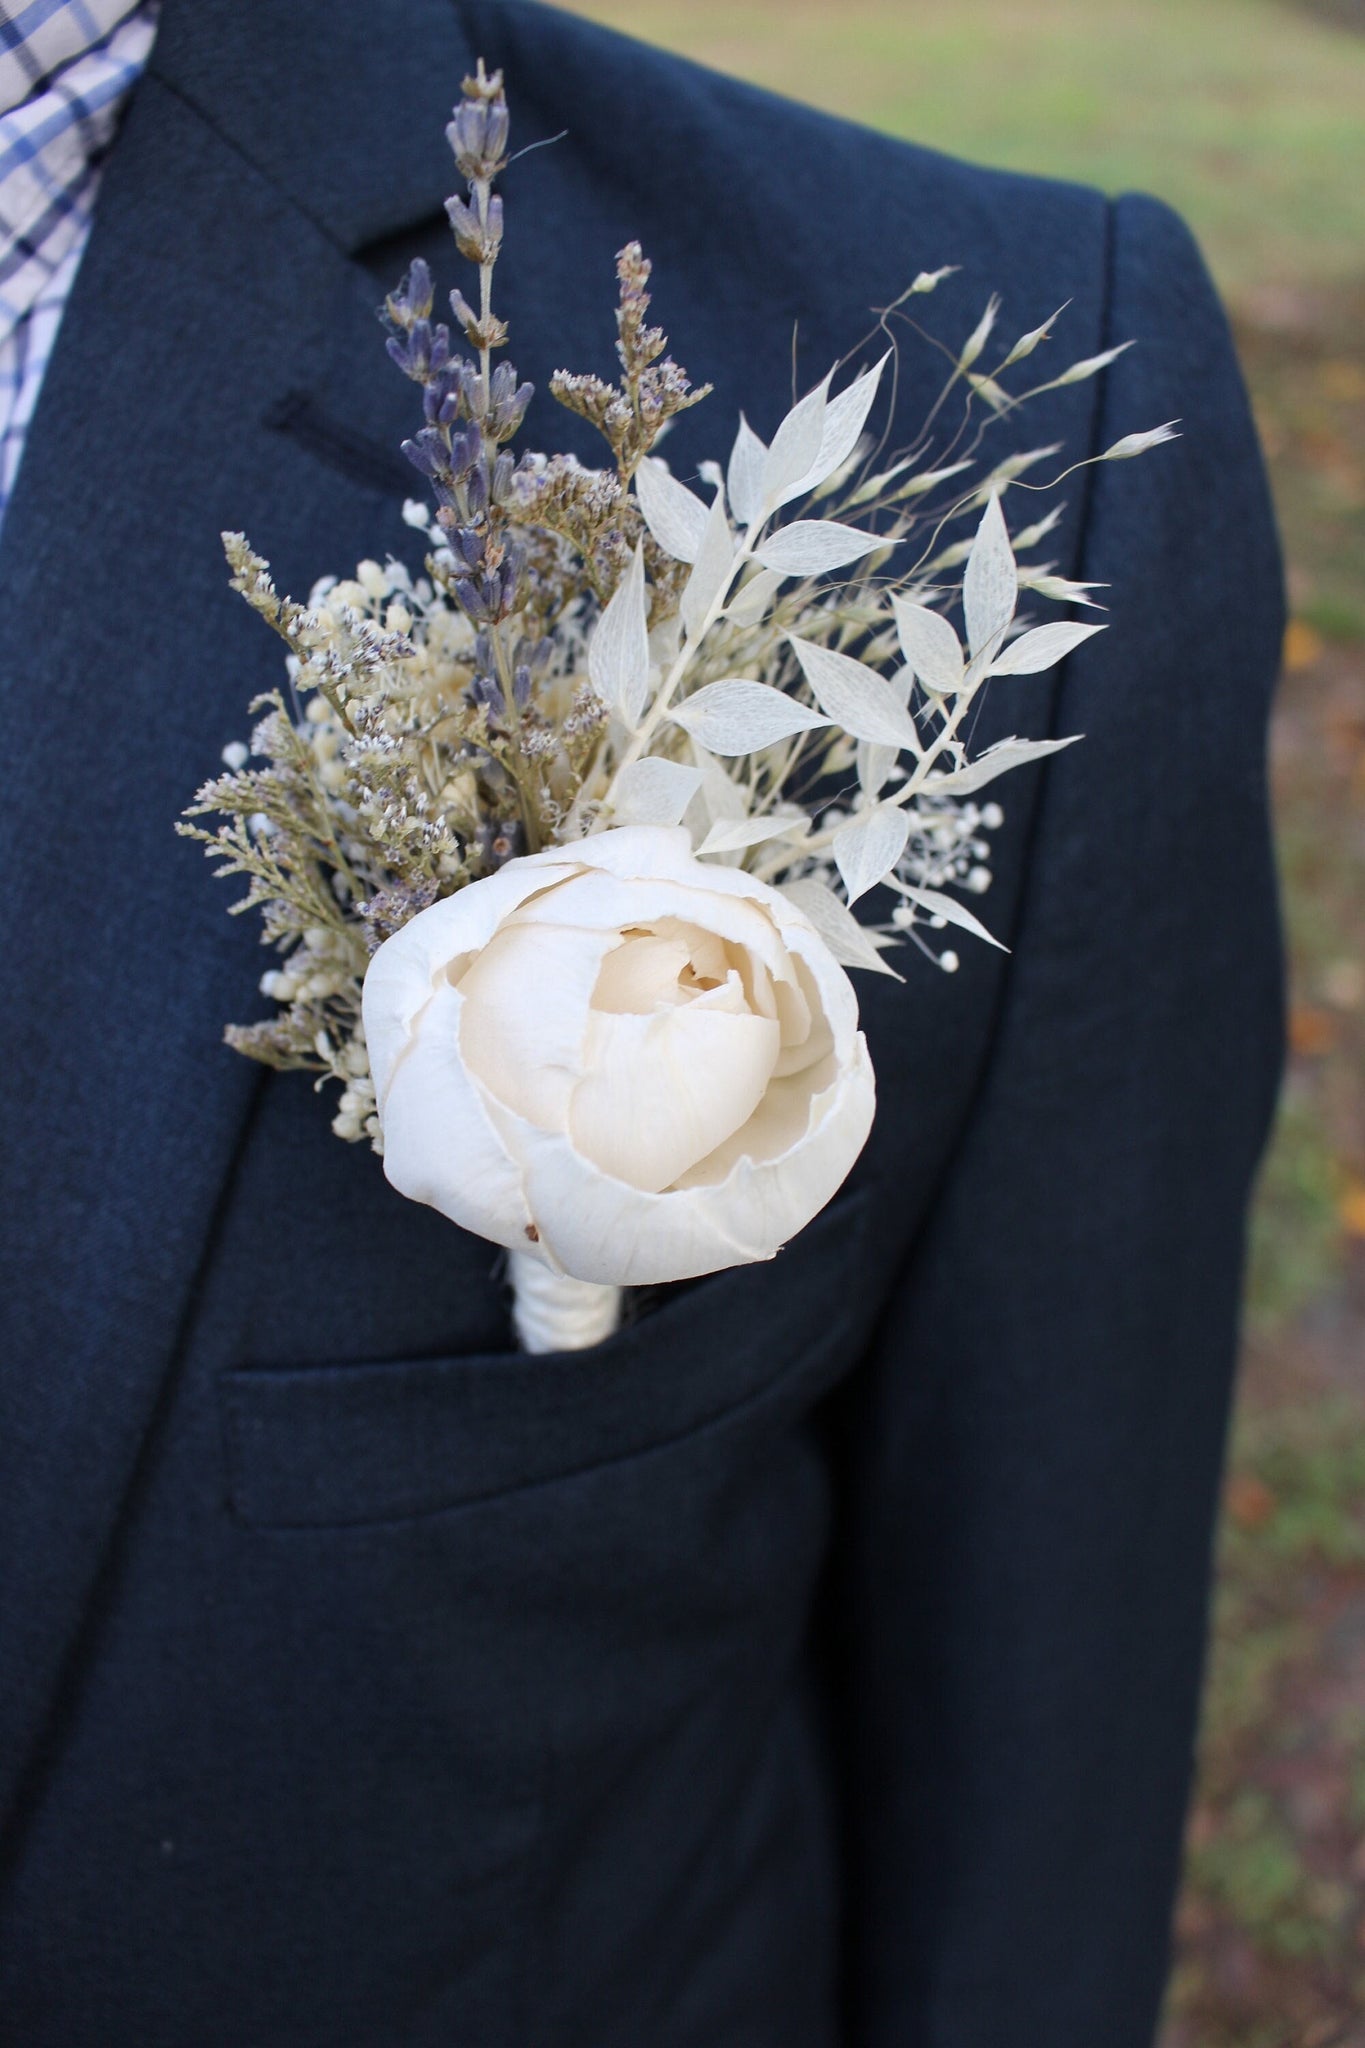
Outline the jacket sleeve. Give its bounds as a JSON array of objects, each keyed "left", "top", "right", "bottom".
[{"left": 837, "top": 192, "right": 1286, "bottom": 2048}]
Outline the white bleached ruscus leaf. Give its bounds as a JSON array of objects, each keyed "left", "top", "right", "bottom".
[
  {"left": 695, "top": 815, "right": 808, "bottom": 857},
  {"left": 724, "top": 567, "right": 783, "bottom": 626},
  {"left": 757, "top": 519, "right": 888, "bottom": 578},
  {"left": 680, "top": 490, "right": 737, "bottom": 642},
  {"left": 683, "top": 739, "right": 749, "bottom": 838},
  {"left": 781, "top": 878, "right": 901, "bottom": 978},
  {"left": 786, "top": 352, "right": 891, "bottom": 501},
  {"left": 609, "top": 755, "right": 704, "bottom": 827},
  {"left": 761, "top": 372, "right": 833, "bottom": 512},
  {"left": 920, "top": 732, "right": 1081, "bottom": 797},
  {"left": 962, "top": 493, "right": 1018, "bottom": 659},
  {"left": 858, "top": 665, "right": 914, "bottom": 798},
  {"left": 634, "top": 456, "right": 710, "bottom": 564},
  {"left": 726, "top": 413, "right": 769, "bottom": 529},
  {"left": 834, "top": 803, "right": 913, "bottom": 904},
  {"left": 897, "top": 884, "right": 1007, "bottom": 952},
  {"left": 668, "top": 680, "right": 832, "bottom": 755},
  {"left": 787, "top": 634, "right": 919, "bottom": 751},
  {"left": 891, "top": 596, "right": 964, "bottom": 695},
  {"left": 587, "top": 540, "right": 651, "bottom": 728},
  {"left": 987, "top": 620, "right": 1105, "bottom": 676},
  {"left": 857, "top": 744, "right": 892, "bottom": 799}
]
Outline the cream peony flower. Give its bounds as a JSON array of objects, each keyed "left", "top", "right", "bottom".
[{"left": 361, "top": 825, "right": 875, "bottom": 1286}]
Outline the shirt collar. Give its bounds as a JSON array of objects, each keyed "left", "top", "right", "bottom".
[{"left": 0, "top": 0, "right": 148, "bottom": 119}]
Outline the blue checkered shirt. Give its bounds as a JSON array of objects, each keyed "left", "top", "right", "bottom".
[{"left": 0, "top": 0, "right": 157, "bottom": 534}]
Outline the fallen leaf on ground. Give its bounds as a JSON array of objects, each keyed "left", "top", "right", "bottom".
[
  {"left": 1284, "top": 619, "right": 1325, "bottom": 672},
  {"left": 1290, "top": 1003, "right": 1339, "bottom": 1056},
  {"left": 1225, "top": 1471, "right": 1278, "bottom": 1530},
  {"left": 1339, "top": 1178, "right": 1365, "bottom": 1240}
]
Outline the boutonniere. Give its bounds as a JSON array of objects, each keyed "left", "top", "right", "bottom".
[{"left": 181, "top": 60, "right": 1174, "bottom": 1351}]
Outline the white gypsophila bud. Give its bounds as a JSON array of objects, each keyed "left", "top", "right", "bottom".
[
  {"left": 966, "top": 867, "right": 992, "bottom": 894},
  {"left": 981, "top": 803, "right": 1004, "bottom": 830},
  {"left": 940, "top": 951, "right": 960, "bottom": 974},
  {"left": 361, "top": 825, "right": 875, "bottom": 1288},
  {"left": 221, "top": 741, "right": 249, "bottom": 771},
  {"left": 402, "top": 499, "right": 431, "bottom": 529},
  {"left": 357, "top": 560, "right": 388, "bottom": 599}
]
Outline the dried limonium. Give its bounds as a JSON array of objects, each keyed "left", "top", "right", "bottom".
[{"left": 180, "top": 59, "right": 1175, "bottom": 1148}]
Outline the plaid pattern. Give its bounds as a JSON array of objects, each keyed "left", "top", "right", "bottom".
[{"left": 0, "top": 0, "right": 157, "bottom": 531}]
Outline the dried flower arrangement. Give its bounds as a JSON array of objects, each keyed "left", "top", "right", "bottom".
[{"left": 182, "top": 60, "right": 1173, "bottom": 1348}]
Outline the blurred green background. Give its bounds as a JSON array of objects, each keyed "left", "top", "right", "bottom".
[{"left": 557, "top": 3, "right": 1365, "bottom": 2040}]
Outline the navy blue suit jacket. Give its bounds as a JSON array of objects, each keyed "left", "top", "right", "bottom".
[{"left": 0, "top": 2, "right": 1284, "bottom": 2042}]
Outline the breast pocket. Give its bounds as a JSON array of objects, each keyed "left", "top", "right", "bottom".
[{"left": 219, "top": 1180, "right": 876, "bottom": 1530}]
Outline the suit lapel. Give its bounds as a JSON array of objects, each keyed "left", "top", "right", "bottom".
[{"left": 0, "top": 0, "right": 472, "bottom": 1835}]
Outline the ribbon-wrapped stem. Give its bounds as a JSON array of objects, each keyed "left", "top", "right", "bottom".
[{"left": 508, "top": 1253, "right": 622, "bottom": 1353}]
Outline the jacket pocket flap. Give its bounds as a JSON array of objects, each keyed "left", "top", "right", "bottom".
[{"left": 221, "top": 1182, "right": 874, "bottom": 1528}]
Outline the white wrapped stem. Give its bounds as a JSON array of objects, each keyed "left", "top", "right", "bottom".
[{"left": 509, "top": 1252, "right": 623, "bottom": 1353}]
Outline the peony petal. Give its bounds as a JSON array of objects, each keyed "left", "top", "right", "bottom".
[
  {"left": 362, "top": 851, "right": 584, "bottom": 1103},
  {"left": 675, "top": 1054, "right": 840, "bottom": 1183},
  {"left": 590, "top": 932, "right": 694, "bottom": 1014},
  {"left": 480, "top": 1031, "right": 875, "bottom": 1284},
  {"left": 686, "top": 966, "right": 751, "bottom": 1019},
  {"left": 515, "top": 867, "right": 797, "bottom": 988},
  {"left": 479, "top": 1096, "right": 772, "bottom": 1283},
  {"left": 735, "top": 950, "right": 778, "bottom": 1023},
  {"left": 771, "top": 956, "right": 836, "bottom": 1078},
  {"left": 673, "top": 1035, "right": 876, "bottom": 1237},
  {"left": 772, "top": 901, "right": 863, "bottom": 1050},
  {"left": 377, "top": 978, "right": 535, "bottom": 1252},
  {"left": 570, "top": 1004, "right": 781, "bottom": 1193},
  {"left": 456, "top": 918, "right": 619, "bottom": 1128}
]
